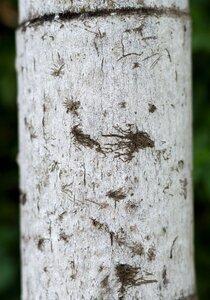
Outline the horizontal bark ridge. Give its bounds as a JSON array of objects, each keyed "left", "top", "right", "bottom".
[{"left": 18, "top": 6, "right": 190, "bottom": 31}]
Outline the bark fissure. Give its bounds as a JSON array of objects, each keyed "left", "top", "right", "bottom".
[{"left": 18, "top": 6, "right": 190, "bottom": 31}]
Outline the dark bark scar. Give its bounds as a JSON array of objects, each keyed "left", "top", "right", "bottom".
[
  {"left": 149, "top": 103, "right": 157, "bottom": 113},
  {"left": 170, "top": 236, "right": 178, "bottom": 259},
  {"left": 102, "top": 124, "right": 154, "bottom": 162},
  {"left": 162, "top": 265, "right": 169, "bottom": 287},
  {"left": 19, "top": 7, "right": 190, "bottom": 32},
  {"left": 37, "top": 238, "right": 45, "bottom": 251},
  {"left": 106, "top": 188, "right": 126, "bottom": 200},
  {"left": 72, "top": 124, "right": 104, "bottom": 154},
  {"left": 116, "top": 264, "right": 157, "bottom": 299},
  {"left": 20, "top": 191, "right": 27, "bottom": 205},
  {"left": 106, "top": 188, "right": 127, "bottom": 208},
  {"left": 63, "top": 98, "right": 80, "bottom": 115}
]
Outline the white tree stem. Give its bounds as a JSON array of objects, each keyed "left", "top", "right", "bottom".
[{"left": 17, "top": 1, "right": 196, "bottom": 299}]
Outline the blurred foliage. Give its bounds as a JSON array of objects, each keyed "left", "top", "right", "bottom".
[
  {"left": 191, "top": 0, "right": 210, "bottom": 299},
  {"left": 0, "top": 0, "right": 19, "bottom": 299},
  {"left": 0, "top": 0, "right": 209, "bottom": 299}
]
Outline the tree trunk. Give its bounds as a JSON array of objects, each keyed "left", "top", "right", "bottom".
[{"left": 17, "top": 1, "right": 196, "bottom": 299}]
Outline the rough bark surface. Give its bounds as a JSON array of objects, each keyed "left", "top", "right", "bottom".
[{"left": 17, "top": 0, "right": 196, "bottom": 299}]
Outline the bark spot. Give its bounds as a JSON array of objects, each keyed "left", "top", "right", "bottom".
[
  {"left": 145, "top": 235, "right": 151, "bottom": 241},
  {"left": 63, "top": 98, "right": 80, "bottom": 115},
  {"left": 170, "top": 236, "right": 178, "bottom": 259},
  {"left": 49, "top": 160, "right": 60, "bottom": 172},
  {"left": 126, "top": 202, "right": 139, "bottom": 211},
  {"left": 91, "top": 218, "right": 107, "bottom": 231},
  {"left": 116, "top": 264, "right": 157, "bottom": 299},
  {"left": 147, "top": 246, "right": 156, "bottom": 261},
  {"left": 102, "top": 124, "right": 154, "bottom": 162},
  {"left": 106, "top": 188, "right": 127, "bottom": 207},
  {"left": 59, "top": 233, "right": 70, "bottom": 242},
  {"left": 175, "top": 70, "right": 178, "bottom": 81},
  {"left": 109, "top": 0, "right": 118, "bottom": 7},
  {"left": 130, "top": 242, "right": 145, "bottom": 256},
  {"left": 162, "top": 266, "right": 169, "bottom": 287},
  {"left": 20, "top": 191, "right": 27, "bottom": 205},
  {"left": 114, "top": 228, "right": 126, "bottom": 246},
  {"left": 148, "top": 103, "right": 157, "bottom": 113},
  {"left": 70, "top": 260, "right": 77, "bottom": 279},
  {"left": 90, "top": 218, "right": 114, "bottom": 245},
  {"left": 171, "top": 160, "right": 184, "bottom": 172},
  {"left": 37, "top": 238, "right": 45, "bottom": 251},
  {"left": 106, "top": 188, "right": 126, "bottom": 200},
  {"left": 180, "top": 178, "right": 188, "bottom": 199},
  {"left": 99, "top": 265, "right": 104, "bottom": 272},
  {"left": 178, "top": 160, "right": 184, "bottom": 170},
  {"left": 118, "top": 101, "right": 127, "bottom": 108},
  {"left": 165, "top": 48, "right": 172, "bottom": 62},
  {"left": 125, "top": 24, "right": 144, "bottom": 35},
  {"left": 24, "top": 117, "right": 37, "bottom": 139},
  {"left": 132, "top": 62, "right": 140, "bottom": 69},
  {"left": 154, "top": 148, "right": 171, "bottom": 163},
  {"left": 51, "top": 54, "right": 65, "bottom": 77},
  {"left": 116, "top": 264, "right": 139, "bottom": 289},
  {"left": 58, "top": 211, "right": 67, "bottom": 221},
  {"left": 162, "top": 227, "right": 167, "bottom": 234},
  {"left": 99, "top": 202, "right": 109, "bottom": 209},
  {"left": 130, "top": 225, "right": 138, "bottom": 232},
  {"left": 72, "top": 125, "right": 104, "bottom": 154},
  {"left": 142, "top": 36, "right": 157, "bottom": 41},
  {"left": 101, "top": 275, "right": 109, "bottom": 289}
]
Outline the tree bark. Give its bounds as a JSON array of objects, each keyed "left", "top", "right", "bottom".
[{"left": 17, "top": 0, "right": 196, "bottom": 299}]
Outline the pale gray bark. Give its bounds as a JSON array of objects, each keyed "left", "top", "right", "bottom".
[{"left": 17, "top": 0, "right": 196, "bottom": 299}]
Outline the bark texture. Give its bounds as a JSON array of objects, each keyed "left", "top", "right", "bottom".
[
  {"left": 17, "top": 0, "right": 196, "bottom": 299},
  {"left": 19, "top": 0, "right": 189, "bottom": 23}
]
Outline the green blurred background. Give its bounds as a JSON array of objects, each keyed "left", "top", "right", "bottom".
[{"left": 0, "top": 0, "right": 209, "bottom": 299}]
